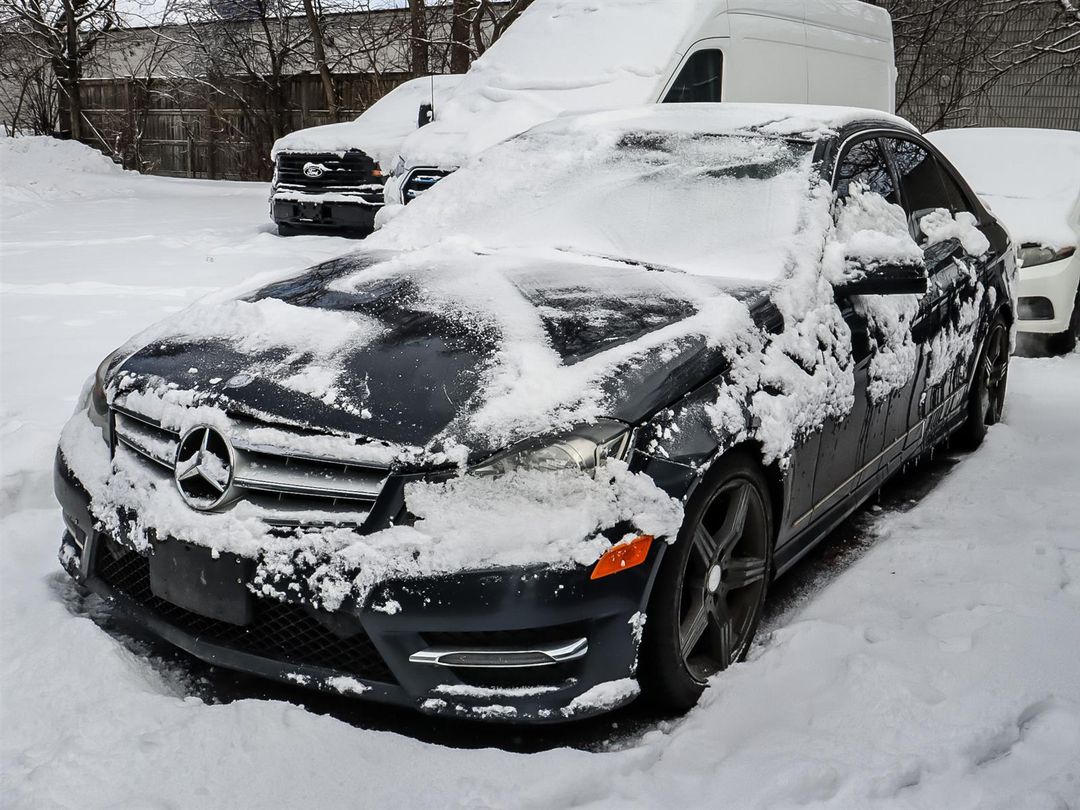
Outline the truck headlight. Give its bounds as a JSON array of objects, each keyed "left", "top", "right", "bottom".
[{"left": 469, "top": 420, "right": 633, "bottom": 478}]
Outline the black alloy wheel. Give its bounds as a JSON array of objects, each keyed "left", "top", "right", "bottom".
[
  {"left": 957, "top": 314, "right": 1010, "bottom": 449},
  {"left": 639, "top": 451, "right": 774, "bottom": 711}
]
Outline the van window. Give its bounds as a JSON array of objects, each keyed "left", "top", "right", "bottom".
[
  {"left": 835, "top": 138, "right": 899, "bottom": 205},
  {"left": 663, "top": 50, "right": 724, "bottom": 103}
]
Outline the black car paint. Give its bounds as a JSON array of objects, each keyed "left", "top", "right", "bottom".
[{"left": 56, "top": 121, "right": 1014, "bottom": 723}]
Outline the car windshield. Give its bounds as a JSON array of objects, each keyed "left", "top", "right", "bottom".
[{"left": 382, "top": 124, "right": 816, "bottom": 283}]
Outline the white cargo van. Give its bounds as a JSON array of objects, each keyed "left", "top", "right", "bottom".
[{"left": 385, "top": 0, "right": 895, "bottom": 206}]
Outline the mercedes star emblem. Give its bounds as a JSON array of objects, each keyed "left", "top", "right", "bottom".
[
  {"left": 302, "top": 162, "right": 327, "bottom": 179},
  {"left": 174, "top": 425, "right": 235, "bottom": 510}
]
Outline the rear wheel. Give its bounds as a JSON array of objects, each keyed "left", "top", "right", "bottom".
[
  {"left": 639, "top": 451, "right": 774, "bottom": 712},
  {"left": 277, "top": 223, "right": 301, "bottom": 237},
  {"left": 956, "top": 314, "right": 1010, "bottom": 449}
]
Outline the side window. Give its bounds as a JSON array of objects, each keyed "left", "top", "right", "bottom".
[
  {"left": 835, "top": 138, "right": 899, "bottom": 205},
  {"left": 885, "top": 138, "right": 956, "bottom": 239},
  {"left": 662, "top": 50, "right": 723, "bottom": 104},
  {"left": 938, "top": 164, "right": 976, "bottom": 217}
]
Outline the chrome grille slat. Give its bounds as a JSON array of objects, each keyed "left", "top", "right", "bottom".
[
  {"left": 109, "top": 406, "right": 390, "bottom": 516},
  {"left": 113, "top": 411, "right": 178, "bottom": 469}
]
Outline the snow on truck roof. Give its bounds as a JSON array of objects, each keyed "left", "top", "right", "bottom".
[
  {"left": 397, "top": 0, "right": 892, "bottom": 167},
  {"left": 270, "top": 75, "right": 465, "bottom": 167}
]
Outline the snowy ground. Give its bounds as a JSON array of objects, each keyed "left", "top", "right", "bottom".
[{"left": 2, "top": 141, "right": 1079, "bottom": 809}]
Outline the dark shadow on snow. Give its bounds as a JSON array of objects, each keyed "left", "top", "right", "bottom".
[{"left": 56, "top": 450, "right": 964, "bottom": 754}]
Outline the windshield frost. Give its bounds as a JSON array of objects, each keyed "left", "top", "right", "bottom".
[{"left": 380, "top": 126, "right": 815, "bottom": 283}]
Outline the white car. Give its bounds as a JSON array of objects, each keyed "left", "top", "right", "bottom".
[{"left": 929, "top": 128, "right": 1080, "bottom": 352}]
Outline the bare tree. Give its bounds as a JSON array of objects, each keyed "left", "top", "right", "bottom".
[
  {"left": 1, "top": 0, "right": 118, "bottom": 137},
  {"left": 406, "top": 0, "right": 427, "bottom": 76},
  {"left": 300, "top": 0, "right": 337, "bottom": 115},
  {"left": 469, "top": 0, "right": 532, "bottom": 58},
  {"left": 879, "top": 0, "right": 1079, "bottom": 129}
]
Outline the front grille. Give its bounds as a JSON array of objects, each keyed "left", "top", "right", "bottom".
[
  {"left": 111, "top": 407, "right": 389, "bottom": 526},
  {"left": 402, "top": 167, "right": 452, "bottom": 202},
  {"left": 274, "top": 151, "right": 384, "bottom": 203},
  {"left": 97, "top": 546, "right": 396, "bottom": 684}
]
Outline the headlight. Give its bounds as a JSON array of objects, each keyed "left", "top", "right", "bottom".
[
  {"left": 469, "top": 420, "right": 633, "bottom": 478},
  {"left": 1019, "top": 244, "right": 1075, "bottom": 269},
  {"left": 85, "top": 345, "right": 132, "bottom": 441},
  {"left": 389, "top": 156, "right": 406, "bottom": 178}
]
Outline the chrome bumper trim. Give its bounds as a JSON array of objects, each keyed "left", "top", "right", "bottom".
[{"left": 408, "top": 638, "right": 589, "bottom": 669}]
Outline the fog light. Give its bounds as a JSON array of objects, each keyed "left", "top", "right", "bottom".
[
  {"left": 590, "top": 534, "right": 654, "bottom": 580},
  {"left": 1018, "top": 296, "right": 1055, "bottom": 321}
]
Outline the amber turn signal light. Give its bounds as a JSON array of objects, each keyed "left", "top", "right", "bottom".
[{"left": 590, "top": 535, "right": 654, "bottom": 580}]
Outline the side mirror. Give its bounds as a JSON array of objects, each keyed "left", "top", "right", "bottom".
[
  {"left": 418, "top": 103, "right": 434, "bottom": 129},
  {"left": 834, "top": 261, "right": 928, "bottom": 298}
]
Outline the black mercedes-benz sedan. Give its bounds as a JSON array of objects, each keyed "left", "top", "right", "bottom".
[{"left": 54, "top": 104, "right": 1014, "bottom": 723}]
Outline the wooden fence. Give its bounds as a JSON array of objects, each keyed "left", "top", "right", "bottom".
[{"left": 79, "top": 72, "right": 413, "bottom": 181}]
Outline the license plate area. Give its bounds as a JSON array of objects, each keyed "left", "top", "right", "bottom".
[{"left": 149, "top": 541, "right": 254, "bottom": 626}]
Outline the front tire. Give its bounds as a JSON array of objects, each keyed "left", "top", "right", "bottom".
[
  {"left": 639, "top": 451, "right": 774, "bottom": 712},
  {"left": 956, "top": 313, "right": 1010, "bottom": 449}
]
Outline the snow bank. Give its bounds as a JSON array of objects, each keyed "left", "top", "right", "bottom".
[
  {"left": 0, "top": 135, "right": 126, "bottom": 209},
  {"left": 928, "top": 127, "right": 1080, "bottom": 250},
  {"left": 270, "top": 75, "right": 465, "bottom": 168},
  {"left": 8, "top": 355, "right": 1080, "bottom": 808}
]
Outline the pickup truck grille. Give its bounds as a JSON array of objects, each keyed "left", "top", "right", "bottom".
[
  {"left": 111, "top": 406, "right": 390, "bottom": 527},
  {"left": 274, "top": 151, "right": 384, "bottom": 203}
]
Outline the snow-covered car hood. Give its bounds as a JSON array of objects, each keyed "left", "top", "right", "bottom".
[
  {"left": 928, "top": 128, "right": 1080, "bottom": 250},
  {"left": 109, "top": 247, "right": 765, "bottom": 461}
]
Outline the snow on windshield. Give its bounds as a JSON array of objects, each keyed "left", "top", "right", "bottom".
[{"left": 379, "top": 122, "right": 816, "bottom": 282}]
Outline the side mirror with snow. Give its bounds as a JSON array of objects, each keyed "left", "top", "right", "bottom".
[{"left": 834, "top": 261, "right": 928, "bottom": 298}]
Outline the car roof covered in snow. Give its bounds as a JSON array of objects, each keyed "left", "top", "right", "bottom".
[
  {"left": 374, "top": 103, "right": 918, "bottom": 283},
  {"left": 270, "top": 75, "right": 465, "bottom": 167},
  {"left": 928, "top": 128, "right": 1080, "bottom": 249}
]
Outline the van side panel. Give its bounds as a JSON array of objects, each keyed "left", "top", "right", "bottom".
[
  {"left": 804, "top": 0, "right": 895, "bottom": 112},
  {"left": 724, "top": 12, "right": 810, "bottom": 104}
]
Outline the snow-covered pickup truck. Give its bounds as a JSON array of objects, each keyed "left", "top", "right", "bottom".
[{"left": 269, "top": 75, "right": 463, "bottom": 236}]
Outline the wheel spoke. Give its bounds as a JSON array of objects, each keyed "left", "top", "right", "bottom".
[
  {"left": 724, "top": 555, "right": 768, "bottom": 589},
  {"left": 692, "top": 524, "right": 720, "bottom": 565},
  {"left": 680, "top": 600, "right": 710, "bottom": 661},
  {"left": 708, "top": 601, "right": 736, "bottom": 667},
  {"left": 715, "top": 483, "right": 752, "bottom": 559}
]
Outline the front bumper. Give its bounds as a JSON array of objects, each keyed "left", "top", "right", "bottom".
[
  {"left": 54, "top": 451, "right": 657, "bottom": 723},
  {"left": 1016, "top": 253, "right": 1080, "bottom": 334},
  {"left": 270, "top": 194, "right": 380, "bottom": 234}
]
